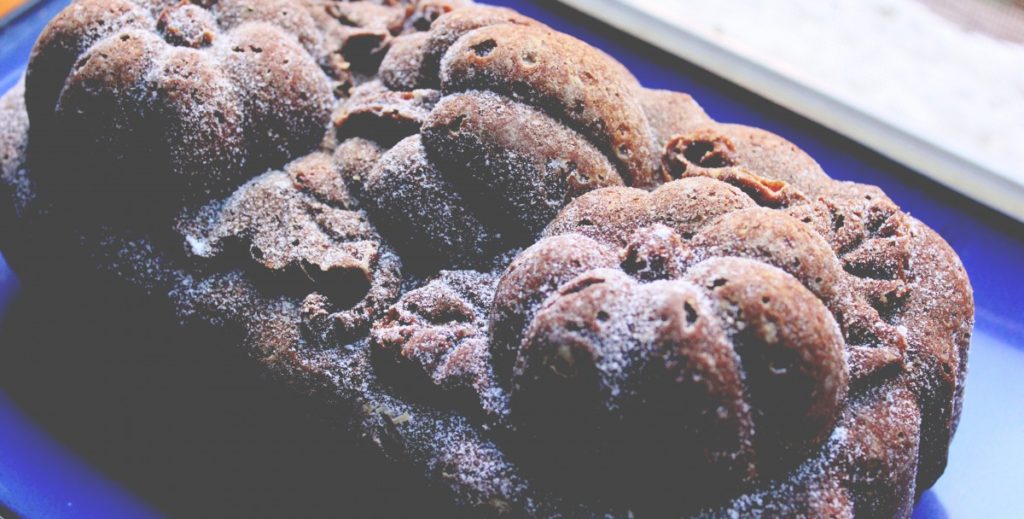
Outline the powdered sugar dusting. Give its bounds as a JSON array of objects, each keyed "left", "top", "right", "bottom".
[{"left": 0, "top": 1, "right": 975, "bottom": 516}]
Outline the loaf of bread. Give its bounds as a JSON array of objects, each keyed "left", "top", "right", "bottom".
[{"left": 0, "top": 1, "right": 973, "bottom": 517}]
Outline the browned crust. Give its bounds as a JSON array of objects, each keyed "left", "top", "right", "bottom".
[{"left": 0, "top": 1, "right": 975, "bottom": 517}]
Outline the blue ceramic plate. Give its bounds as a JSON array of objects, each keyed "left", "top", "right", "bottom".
[{"left": 1, "top": 1, "right": 1022, "bottom": 517}]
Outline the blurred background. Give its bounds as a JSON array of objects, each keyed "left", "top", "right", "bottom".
[
  {"left": 0, "top": 0, "right": 36, "bottom": 20},
  {"left": 565, "top": 0, "right": 1024, "bottom": 222}
]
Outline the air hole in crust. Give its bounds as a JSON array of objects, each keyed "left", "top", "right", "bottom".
[
  {"left": 472, "top": 39, "right": 497, "bottom": 57},
  {"left": 662, "top": 131, "right": 738, "bottom": 179},
  {"left": 684, "top": 140, "right": 729, "bottom": 168},
  {"left": 305, "top": 264, "right": 372, "bottom": 309},
  {"left": 448, "top": 114, "right": 466, "bottom": 134},
  {"left": 683, "top": 301, "right": 698, "bottom": 326}
]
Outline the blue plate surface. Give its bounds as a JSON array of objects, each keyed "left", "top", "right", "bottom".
[{"left": 1, "top": 1, "right": 1022, "bottom": 517}]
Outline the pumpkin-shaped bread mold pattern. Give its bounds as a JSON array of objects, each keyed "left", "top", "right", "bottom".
[
  {"left": 338, "top": 4, "right": 712, "bottom": 270},
  {"left": 372, "top": 157, "right": 969, "bottom": 513},
  {"left": 483, "top": 185, "right": 848, "bottom": 506},
  {"left": 485, "top": 170, "right": 968, "bottom": 511},
  {"left": 23, "top": 0, "right": 380, "bottom": 198}
]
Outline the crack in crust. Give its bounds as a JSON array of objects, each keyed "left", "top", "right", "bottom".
[
  {"left": 0, "top": 1, "right": 974, "bottom": 518},
  {"left": 193, "top": 152, "right": 403, "bottom": 344}
]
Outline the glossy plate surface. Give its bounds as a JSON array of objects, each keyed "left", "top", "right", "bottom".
[{"left": 1, "top": 1, "right": 1022, "bottom": 517}]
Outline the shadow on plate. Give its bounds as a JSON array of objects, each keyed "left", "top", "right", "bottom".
[{"left": 912, "top": 490, "right": 948, "bottom": 519}]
